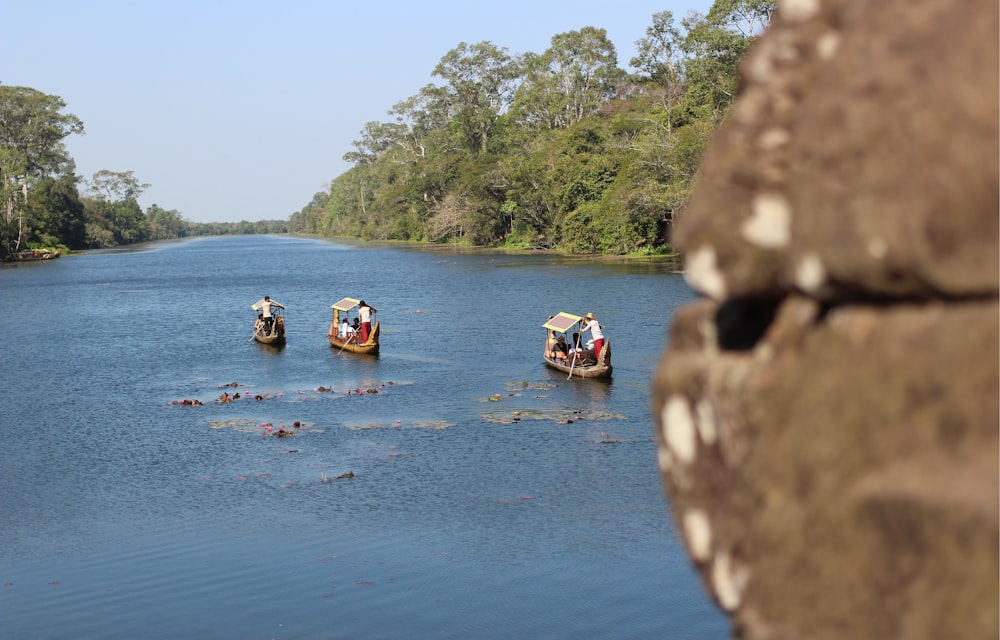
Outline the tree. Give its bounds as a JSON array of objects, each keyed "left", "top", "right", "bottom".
[
  {"left": 86, "top": 169, "right": 149, "bottom": 203},
  {"left": 388, "top": 84, "right": 454, "bottom": 162},
  {"left": 84, "top": 170, "right": 151, "bottom": 245},
  {"left": 706, "top": 0, "right": 775, "bottom": 38},
  {"left": 344, "top": 120, "right": 406, "bottom": 166},
  {"left": 26, "top": 175, "right": 86, "bottom": 248},
  {"left": 682, "top": 0, "right": 774, "bottom": 116},
  {"left": 432, "top": 41, "right": 519, "bottom": 154},
  {"left": 0, "top": 85, "right": 84, "bottom": 258},
  {"left": 146, "top": 204, "right": 189, "bottom": 240},
  {"left": 631, "top": 11, "right": 685, "bottom": 88},
  {"left": 511, "top": 27, "right": 624, "bottom": 131}
]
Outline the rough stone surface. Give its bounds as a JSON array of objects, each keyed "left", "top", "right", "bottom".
[
  {"left": 652, "top": 1, "right": 999, "bottom": 638},
  {"left": 676, "top": 0, "right": 998, "bottom": 302}
]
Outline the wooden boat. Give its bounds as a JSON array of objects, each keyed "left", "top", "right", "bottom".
[
  {"left": 15, "top": 248, "right": 60, "bottom": 261},
  {"left": 251, "top": 302, "right": 286, "bottom": 346},
  {"left": 543, "top": 312, "right": 612, "bottom": 379},
  {"left": 328, "top": 297, "right": 380, "bottom": 356}
]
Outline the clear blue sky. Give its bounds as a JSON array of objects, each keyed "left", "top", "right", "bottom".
[{"left": 2, "top": 0, "right": 710, "bottom": 223}]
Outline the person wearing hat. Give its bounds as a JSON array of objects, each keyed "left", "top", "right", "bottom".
[
  {"left": 580, "top": 312, "right": 604, "bottom": 360},
  {"left": 552, "top": 334, "right": 570, "bottom": 363}
]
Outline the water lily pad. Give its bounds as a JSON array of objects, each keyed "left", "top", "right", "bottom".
[
  {"left": 480, "top": 408, "right": 625, "bottom": 425},
  {"left": 504, "top": 381, "right": 558, "bottom": 391}
]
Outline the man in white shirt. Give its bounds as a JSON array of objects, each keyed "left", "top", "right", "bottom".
[
  {"left": 253, "top": 296, "right": 285, "bottom": 334},
  {"left": 358, "top": 300, "right": 375, "bottom": 343}
]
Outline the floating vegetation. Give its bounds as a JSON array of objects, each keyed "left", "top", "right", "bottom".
[
  {"left": 208, "top": 418, "right": 320, "bottom": 434},
  {"left": 480, "top": 408, "right": 626, "bottom": 425},
  {"left": 209, "top": 417, "right": 258, "bottom": 431},
  {"left": 345, "top": 419, "right": 455, "bottom": 431},
  {"left": 481, "top": 391, "right": 526, "bottom": 402},
  {"left": 297, "top": 381, "right": 400, "bottom": 396},
  {"left": 320, "top": 471, "right": 355, "bottom": 482},
  {"left": 174, "top": 378, "right": 404, "bottom": 408},
  {"left": 171, "top": 390, "right": 284, "bottom": 406},
  {"left": 504, "top": 381, "right": 558, "bottom": 391},
  {"left": 414, "top": 420, "right": 455, "bottom": 430}
]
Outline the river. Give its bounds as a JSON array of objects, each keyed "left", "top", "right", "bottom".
[{"left": 0, "top": 235, "right": 728, "bottom": 639}]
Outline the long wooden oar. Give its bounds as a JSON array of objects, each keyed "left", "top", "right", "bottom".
[
  {"left": 338, "top": 333, "right": 352, "bottom": 354},
  {"left": 337, "top": 319, "right": 356, "bottom": 354},
  {"left": 566, "top": 332, "right": 580, "bottom": 379}
]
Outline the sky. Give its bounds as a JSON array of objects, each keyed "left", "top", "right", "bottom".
[{"left": 2, "top": 0, "right": 710, "bottom": 223}]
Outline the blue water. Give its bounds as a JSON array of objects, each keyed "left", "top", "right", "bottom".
[{"left": 0, "top": 235, "right": 728, "bottom": 639}]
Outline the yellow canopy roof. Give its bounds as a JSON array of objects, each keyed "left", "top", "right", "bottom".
[
  {"left": 331, "top": 297, "right": 362, "bottom": 311},
  {"left": 543, "top": 312, "right": 582, "bottom": 332}
]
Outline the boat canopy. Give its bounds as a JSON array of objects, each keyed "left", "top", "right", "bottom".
[
  {"left": 331, "top": 297, "right": 362, "bottom": 311},
  {"left": 543, "top": 312, "right": 582, "bottom": 333}
]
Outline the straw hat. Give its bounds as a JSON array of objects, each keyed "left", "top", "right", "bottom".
[{"left": 585, "top": 312, "right": 595, "bottom": 320}]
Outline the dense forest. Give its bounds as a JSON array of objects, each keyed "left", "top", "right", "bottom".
[{"left": 0, "top": 1, "right": 773, "bottom": 262}]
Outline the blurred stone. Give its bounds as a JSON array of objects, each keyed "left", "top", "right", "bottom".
[
  {"left": 677, "top": 0, "right": 998, "bottom": 302},
  {"left": 653, "top": 1, "right": 999, "bottom": 638}
]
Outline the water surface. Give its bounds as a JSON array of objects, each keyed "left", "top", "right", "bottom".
[{"left": 0, "top": 235, "right": 727, "bottom": 639}]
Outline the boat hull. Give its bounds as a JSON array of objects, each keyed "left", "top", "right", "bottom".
[
  {"left": 15, "top": 249, "right": 60, "bottom": 261},
  {"left": 254, "top": 332, "right": 286, "bottom": 346},
  {"left": 329, "top": 322, "right": 380, "bottom": 355},
  {"left": 253, "top": 316, "right": 286, "bottom": 346},
  {"left": 544, "top": 340, "right": 612, "bottom": 378}
]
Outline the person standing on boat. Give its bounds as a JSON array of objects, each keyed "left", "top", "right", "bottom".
[
  {"left": 358, "top": 300, "right": 374, "bottom": 343},
  {"left": 580, "top": 312, "right": 604, "bottom": 360},
  {"left": 254, "top": 296, "right": 284, "bottom": 334}
]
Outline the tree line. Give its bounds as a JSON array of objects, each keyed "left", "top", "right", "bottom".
[
  {"left": 290, "top": 1, "right": 773, "bottom": 254},
  {"left": 0, "top": 89, "right": 287, "bottom": 261},
  {"left": 1, "top": 0, "right": 773, "bottom": 261}
]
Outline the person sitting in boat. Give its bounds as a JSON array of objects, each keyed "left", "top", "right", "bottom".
[
  {"left": 339, "top": 317, "right": 356, "bottom": 341},
  {"left": 254, "top": 313, "right": 264, "bottom": 336},
  {"left": 544, "top": 325, "right": 559, "bottom": 359},
  {"left": 568, "top": 332, "right": 592, "bottom": 365},
  {"left": 552, "top": 336, "right": 570, "bottom": 363}
]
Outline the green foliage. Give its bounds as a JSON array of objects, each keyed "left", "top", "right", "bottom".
[
  {"left": 303, "top": 2, "right": 763, "bottom": 255},
  {"left": 26, "top": 176, "right": 86, "bottom": 249},
  {"left": 0, "top": 85, "right": 84, "bottom": 259},
  {"left": 3, "top": 1, "right": 766, "bottom": 259}
]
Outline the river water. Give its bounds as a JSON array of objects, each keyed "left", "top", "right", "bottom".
[{"left": 0, "top": 235, "right": 728, "bottom": 639}]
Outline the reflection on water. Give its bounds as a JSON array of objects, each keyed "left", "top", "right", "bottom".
[{"left": 0, "top": 235, "right": 727, "bottom": 639}]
